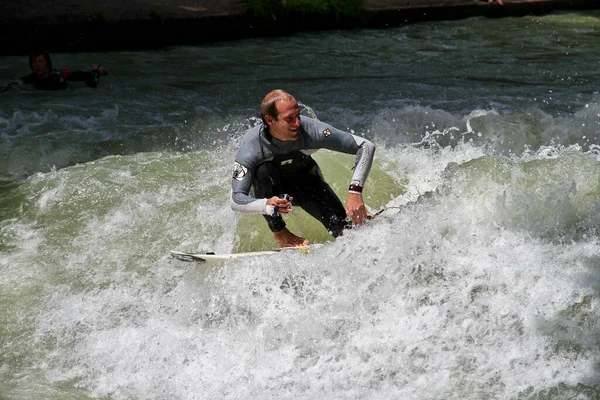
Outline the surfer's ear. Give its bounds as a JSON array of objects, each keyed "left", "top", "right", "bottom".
[{"left": 264, "top": 114, "right": 274, "bottom": 126}]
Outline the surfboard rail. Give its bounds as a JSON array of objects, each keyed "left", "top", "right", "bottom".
[{"left": 169, "top": 245, "right": 314, "bottom": 264}]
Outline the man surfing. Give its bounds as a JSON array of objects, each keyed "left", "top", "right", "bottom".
[{"left": 230, "top": 90, "right": 375, "bottom": 248}]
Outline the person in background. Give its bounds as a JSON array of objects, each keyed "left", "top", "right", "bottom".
[
  {"left": 18, "top": 50, "right": 109, "bottom": 90},
  {"left": 230, "top": 89, "right": 376, "bottom": 248}
]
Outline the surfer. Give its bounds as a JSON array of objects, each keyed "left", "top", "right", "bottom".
[
  {"left": 3, "top": 50, "right": 109, "bottom": 91},
  {"left": 230, "top": 89, "right": 375, "bottom": 248}
]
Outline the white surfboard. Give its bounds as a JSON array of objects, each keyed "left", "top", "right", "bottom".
[{"left": 170, "top": 245, "right": 316, "bottom": 265}]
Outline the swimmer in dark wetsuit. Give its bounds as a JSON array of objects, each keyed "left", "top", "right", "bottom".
[
  {"left": 230, "top": 90, "right": 376, "bottom": 248},
  {"left": 17, "top": 50, "right": 109, "bottom": 91}
]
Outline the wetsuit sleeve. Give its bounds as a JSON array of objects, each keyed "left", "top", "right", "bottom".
[
  {"left": 20, "top": 71, "right": 67, "bottom": 90},
  {"left": 230, "top": 160, "right": 268, "bottom": 214},
  {"left": 61, "top": 69, "right": 101, "bottom": 88},
  {"left": 230, "top": 129, "right": 277, "bottom": 216},
  {"left": 302, "top": 117, "right": 375, "bottom": 189},
  {"left": 349, "top": 133, "right": 375, "bottom": 189}
]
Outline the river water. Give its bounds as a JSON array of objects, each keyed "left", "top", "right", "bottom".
[{"left": 1, "top": 10, "right": 600, "bottom": 399}]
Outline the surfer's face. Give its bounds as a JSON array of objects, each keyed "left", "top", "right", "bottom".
[
  {"left": 31, "top": 55, "right": 50, "bottom": 78},
  {"left": 267, "top": 99, "right": 301, "bottom": 141}
]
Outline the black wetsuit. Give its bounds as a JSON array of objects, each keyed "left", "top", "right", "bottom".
[
  {"left": 21, "top": 68, "right": 101, "bottom": 90},
  {"left": 252, "top": 153, "right": 349, "bottom": 236}
]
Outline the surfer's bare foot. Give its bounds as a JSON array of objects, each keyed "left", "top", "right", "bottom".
[{"left": 273, "top": 228, "right": 309, "bottom": 248}]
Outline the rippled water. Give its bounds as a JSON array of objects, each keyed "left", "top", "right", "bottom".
[{"left": 1, "top": 10, "right": 600, "bottom": 399}]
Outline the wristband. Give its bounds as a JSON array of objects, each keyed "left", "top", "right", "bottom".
[
  {"left": 348, "top": 184, "right": 363, "bottom": 194},
  {"left": 265, "top": 204, "right": 279, "bottom": 217}
]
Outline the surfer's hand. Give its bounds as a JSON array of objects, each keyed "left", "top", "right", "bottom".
[
  {"left": 267, "top": 195, "right": 293, "bottom": 214},
  {"left": 346, "top": 193, "right": 368, "bottom": 225},
  {"left": 91, "top": 64, "right": 109, "bottom": 76}
]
